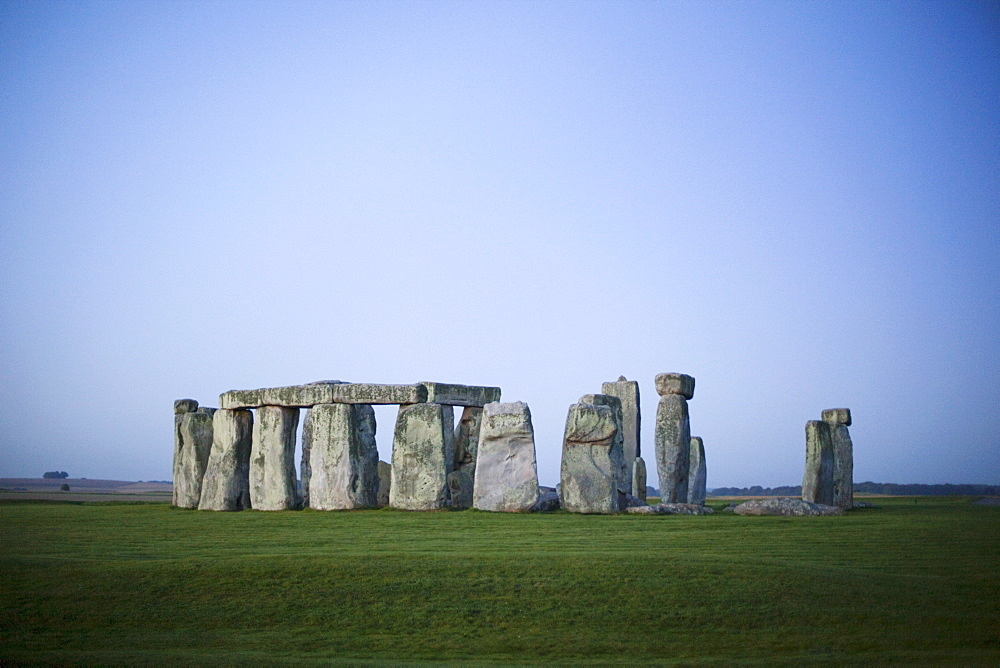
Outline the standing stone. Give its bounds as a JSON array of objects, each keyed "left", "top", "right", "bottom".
[
  {"left": 803, "top": 420, "right": 835, "bottom": 505},
  {"left": 454, "top": 406, "right": 484, "bottom": 478},
  {"left": 173, "top": 410, "right": 214, "bottom": 508},
  {"left": 250, "top": 406, "right": 300, "bottom": 510},
  {"left": 560, "top": 402, "right": 620, "bottom": 514},
  {"left": 688, "top": 436, "right": 707, "bottom": 506},
  {"left": 377, "top": 460, "right": 392, "bottom": 507},
  {"left": 654, "top": 389, "right": 692, "bottom": 503},
  {"left": 199, "top": 409, "right": 252, "bottom": 511},
  {"left": 473, "top": 401, "right": 539, "bottom": 513},
  {"left": 172, "top": 399, "right": 198, "bottom": 506},
  {"left": 305, "top": 403, "right": 379, "bottom": 510},
  {"left": 822, "top": 408, "right": 854, "bottom": 510},
  {"left": 300, "top": 408, "right": 313, "bottom": 507},
  {"left": 448, "top": 469, "right": 475, "bottom": 509},
  {"left": 632, "top": 456, "right": 647, "bottom": 502},
  {"left": 579, "top": 394, "right": 628, "bottom": 496},
  {"left": 601, "top": 376, "right": 640, "bottom": 492},
  {"left": 390, "top": 403, "right": 455, "bottom": 510}
]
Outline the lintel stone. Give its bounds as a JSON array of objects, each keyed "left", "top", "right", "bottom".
[
  {"left": 821, "top": 408, "right": 852, "bottom": 426},
  {"left": 220, "top": 383, "right": 428, "bottom": 409},
  {"left": 420, "top": 382, "right": 501, "bottom": 407},
  {"left": 655, "top": 373, "right": 695, "bottom": 399}
]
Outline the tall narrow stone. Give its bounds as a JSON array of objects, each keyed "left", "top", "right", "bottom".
[
  {"left": 172, "top": 398, "right": 199, "bottom": 507},
  {"left": 390, "top": 403, "right": 455, "bottom": 510},
  {"left": 688, "top": 436, "right": 707, "bottom": 506},
  {"left": 174, "top": 410, "right": 214, "bottom": 508},
  {"left": 601, "top": 376, "right": 640, "bottom": 491},
  {"left": 377, "top": 460, "right": 392, "bottom": 507},
  {"left": 300, "top": 408, "right": 313, "bottom": 507},
  {"left": 250, "top": 406, "right": 300, "bottom": 510},
  {"left": 632, "top": 456, "right": 647, "bottom": 501},
  {"left": 822, "top": 408, "right": 854, "bottom": 510},
  {"left": 803, "top": 420, "right": 834, "bottom": 505},
  {"left": 580, "top": 394, "right": 628, "bottom": 496},
  {"left": 305, "top": 403, "right": 379, "bottom": 510},
  {"left": 560, "top": 402, "right": 620, "bottom": 514},
  {"left": 454, "top": 406, "right": 483, "bottom": 479},
  {"left": 199, "top": 408, "right": 252, "bottom": 511},
  {"left": 473, "top": 401, "right": 539, "bottom": 513},
  {"left": 654, "top": 373, "right": 694, "bottom": 503},
  {"left": 448, "top": 469, "right": 475, "bottom": 509}
]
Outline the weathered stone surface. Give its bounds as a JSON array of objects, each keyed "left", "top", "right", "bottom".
[
  {"left": 626, "top": 503, "right": 714, "bottom": 515},
  {"left": 803, "top": 420, "right": 834, "bottom": 505},
  {"left": 531, "top": 490, "right": 561, "bottom": 512},
  {"left": 602, "top": 376, "right": 641, "bottom": 474},
  {"left": 654, "top": 373, "right": 695, "bottom": 400},
  {"left": 198, "top": 409, "right": 252, "bottom": 511},
  {"left": 377, "top": 460, "right": 391, "bottom": 507},
  {"left": 579, "top": 394, "right": 628, "bottom": 496},
  {"left": 300, "top": 408, "right": 314, "bottom": 507},
  {"left": 220, "top": 383, "right": 427, "bottom": 409},
  {"left": 305, "top": 403, "right": 378, "bottom": 510},
  {"left": 632, "top": 456, "right": 647, "bottom": 501},
  {"left": 688, "top": 436, "right": 707, "bottom": 506},
  {"left": 473, "top": 401, "right": 539, "bottom": 513},
  {"left": 250, "top": 406, "right": 300, "bottom": 510},
  {"left": 454, "top": 406, "right": 483, "bottom": 477},
  {"left": 654, "top": 394, "right": 691, "bottom": 503},
  {"left": 447, "top": 469, "right": 474, "bottom": 509},
  {"left": 733, "top": 497, "right": 844, "bottom": 516},
  {"left": 622, "top": 494, "right": 647, "bottom": 509},
  {"left": 830, "top": 423, "right": 854, "bottom": 510},
  {"left": 421, "top": 382, "right": 501, "bottom": 407},
  {"left": 173, "top": 411, "right": 214, "bottom": 508},
  {"left": 560, "top": 402, "right": 620, "bottom": 514},
  {"left": 174, "top": 398, "right": 199, "bottom": 414},
  {"left": 821, "top": 408, "right": 852, "bottom": 426},
  {"left": 390, "top": 403, "right": 455, "bottom": 510}
]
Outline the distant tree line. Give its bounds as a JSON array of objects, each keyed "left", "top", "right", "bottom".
[
  {"left": 710, "top": 482, "right": 1000, "bottom": 496},
  {"left": 42, "top": 471, "right": 69, "bottom": 479}
]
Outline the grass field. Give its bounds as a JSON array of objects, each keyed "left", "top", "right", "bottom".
[{"left": 2, "top": 497, "right": 998, "bottom": 665}]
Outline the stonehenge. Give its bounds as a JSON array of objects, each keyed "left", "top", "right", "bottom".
[
  {"left": 803, "top": 408, "right": 855, "bottom": 509},
  {"left": 174, "top": 375, "right": 856, "bottom": 518},
  {"left": 654, "top": 373, "right": 694, "bottom": 503}
]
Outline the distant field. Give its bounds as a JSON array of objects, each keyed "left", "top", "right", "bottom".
[
  {"left": 0, "top": 478, "right": 171, "bottom": 503},
  {"left": 2, "top": 497, "right": 998, "bottom": 665}
]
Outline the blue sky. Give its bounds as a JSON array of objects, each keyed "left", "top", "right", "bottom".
[{"left": 1, "top": 1, "right": 997, "bottom": 488}]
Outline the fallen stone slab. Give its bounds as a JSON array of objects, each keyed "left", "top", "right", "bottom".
[
  {"left": 626, "top": 503, "right": 714, "bottom": 515},
  {"left": 421, "top": 382, "right": 501, "bottom": 407},
  {"left": 473, "top": 401, "right": 539, "bottom": 513},
  {"left": 733, "top": 498, "right": 844, "bottom": 516},
  {"left": 221, "top": 382, "right": 428, "bottom": 409}
]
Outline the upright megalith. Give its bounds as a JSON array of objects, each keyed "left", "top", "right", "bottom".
[
  {"left": 454, "top": 406, "right": 484, "bottom": 479},
  {"left": 560, "top": 402, "right": 620, "bottom": 514},
  {"left": 633, "top": 457, "right": 647, "bottom": 502},
  {"left": 654, "top": 373, "right": 694, "bottom": 503},
  {"left": 822, "top": 408, "right": 854, "bottom": 510},
  {"left": 173, "top": 398, "right": 199, "bottom": 507},
  {"left": 803, "top": 420, "right": 834, "bottom": 505},
  {"left": 174, "top": 410, "right": 215, "bottom": 508},
  {"left": 601, "top": 376, "right": 640, "bottom": 492},
  {"left": 250, "top": 406, "right": 300, "bottom": 510},
  {"left": 473, "top": 401, "right": 539, "bottom": 513},
  {"left": 300, "top": 408, "right": 313, "bottom": 507},
  {"left": 580, "top": 394, "right": 628, "bottom": 497},
  {"left": 688, "top": 436, "right": 707, "bottom": 506},
  {"left": 305, "top": 403, "right": 378, "bottom": 510},
  {"left": 199, "top": 409, "right": 253, "bottom": 511},
  {"left": 376, "top": 460, "right": 391, "bottom": 507},
  {"left": 448, "top": 469, "right": 475, "bottom": 509},
  {"left": 390, "top": 403, "right": 455, "bottom": 510}
]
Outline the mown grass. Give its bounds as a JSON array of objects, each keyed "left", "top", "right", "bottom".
[{"left": 1, "top": 498, "right": 998, "bottom": 665}]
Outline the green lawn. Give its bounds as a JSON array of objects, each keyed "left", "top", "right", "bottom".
[{"left": 2, "top": 498, "right": 998, "bottom": 665}]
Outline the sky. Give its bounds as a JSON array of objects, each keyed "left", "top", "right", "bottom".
[{"left": 1, "top": 0, "right": 997, "bottom": 489}]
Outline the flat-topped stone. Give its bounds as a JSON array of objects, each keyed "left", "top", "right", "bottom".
[
  {"left": 473, "top": 401, "right": 539, "bottom": 513},
  {"left": 220, "top": 383, "right": 428, "bottom": 409},
  {"left": 655, "top": 373, "right": 695, "bottom": 399},
  {"left": 174, "top": 398, "right": 199, "bottom": 414},
  {"left": 420, "top": 382, "right": 501, "bottom": 407},
  {"left": 821, "top": 408, "right": 852, "bottom": 426}
]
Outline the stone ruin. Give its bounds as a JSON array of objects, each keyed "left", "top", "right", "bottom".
[
  {"left": 803, "top": 408, "right": 855, "bottom": 510},
  {"left": 174, "top": 374, "right": 865, "bottom": 516}
]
